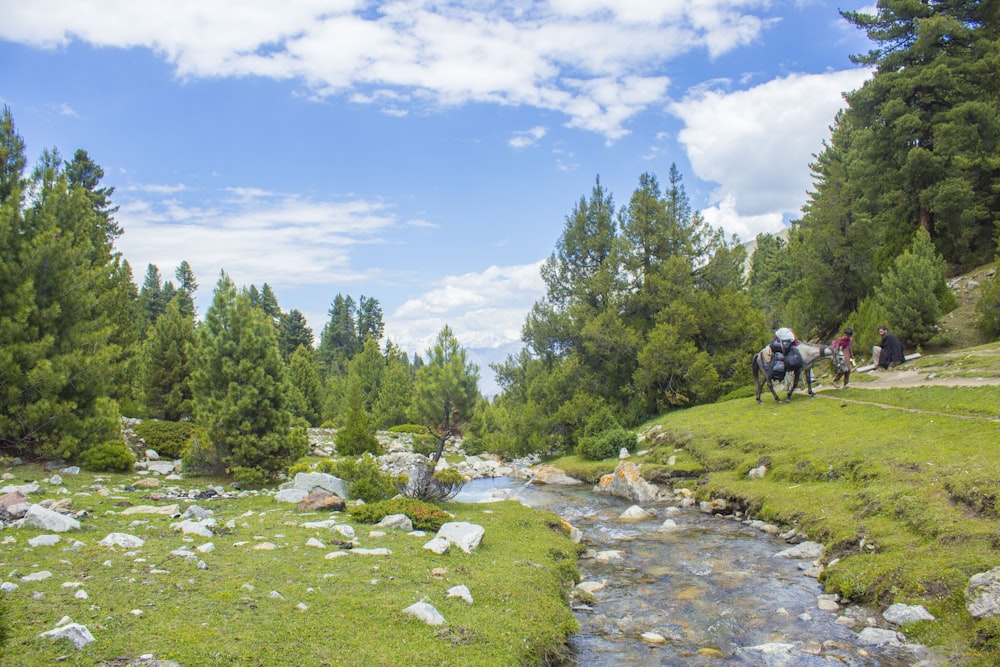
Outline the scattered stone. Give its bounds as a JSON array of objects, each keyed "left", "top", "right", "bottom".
[
  {"left": 28, "top": 534, "right": 61, "bottom": 547},
  {"left": 99, "top": 533, "right": 146, "bottom": 549},
  {"left": 595, "top": 461, "right": 664, "bottom": 503},
  {"left": 274, "top": 488, "right": 309, "bottom": 504},
  {"left": 171, "top": 518, "right": 217, "bottom": 538},
  {"left": 525, "top": 464, "right": 583, "bottom": 485},
  {"left": 775, "top": 541, "right": 825, "bottom": 559},
  {"left": 284, "top": 472, "right": 349, "bottom": 499},
  {"left": 120, "top": 504, "right": 180, "bottom": 516},
  {"left": 576, "top": 580, "right": 607, "bottom": 594},
  {"left": 403, "top": 601, "right": 445, "bottom": 625},
  {"left": 856, "top": 627, "right": 904, "bottom": 646},
  {"left": 132, "top": 477, "right": 162, "bottom": 489},
  {"left": 436, "top": 522, "right": 485, "bottom": 553},
  {"left": 376, "top": 513, "right": 413, "bottom": 531},
  {"left": 423, "top": 537, "right": 450, "bottom": 554},
  {"left": 21, "top": 571, "right": 52, "bottom": 582},
  {"left": 18, "top": 504, "right": 81, "bottom": 532},
  {"left": 306, "top": 537, "right": 326, "bottom": 548},
  {"left": 748, "top": 465, "right": 767, "bottom": 479},
  {"left": 296, "top": 491, "right": 345, "bottom": 512},
  {"left": 619, "top": 505, "right": 654, "bottom": 521},
  {"left": 884, "top": 603, "right": 935, "bottom": 625},
  {"left": 352, "top": 548, "right": 392, "bottom": 556},
  {"left": 966, "top": 567, "right": 1000, "bottom": 619},
  {"left": 447, "top": 584, "right": 473, "bottom": 604},
  {"left": 39, "top": 622, "right": 95, "bottom": 649},
  {"left": 640, "top": 632, "right": 667, "bottom": 644}
]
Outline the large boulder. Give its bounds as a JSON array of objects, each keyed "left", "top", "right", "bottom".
[
  {"left": 594, "top": 461, "right": 664, "bottom": 503},
  {"left": 18, "top": 504, "right": 81, "bottom": 532},
  {"left": 285, "top": 472, "right": 349, "bottom": 499},
  {"left": 967, "top": 566, "right": 1000, "bottom": 619}
]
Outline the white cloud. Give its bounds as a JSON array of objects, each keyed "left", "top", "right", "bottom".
[
  {"left": 671, "top": 68, "right": 871, "bottom": 241},
  {"left": 508, "top": 125, "right": 547, "bottom": 149},
  {"left": 115, "top": 187, "right": 399, "bottom": 309},
  {"left": 389, "top": 261, "right": 545, "bottom": 351},
  {"left": 1, "top": 0, "right": 775, "bottom": 139}
]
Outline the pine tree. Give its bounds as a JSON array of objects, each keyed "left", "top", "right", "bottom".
[
  {"left": 188, "top": 273, "right": 306, "bottom": 482},
  {"left": 413, "top": 325, "right": 480, "bottom": 465},
  {"left": 287, "top": 345, "right": 323, "bottom": 426},
  {"left": 875, "top": 229, "right": 952, "bottom": 346},
  {"left": 0, "top": 118, "right": 123, "bottom": 459},
  {"left": 277, "top": 309, "right": 314, "bottom": 360},
  {"left": 138, "top": 298, "right": 196, "bottom": 420},
  {"left": 334, "top": 376, "right": 381, "bottom": 456}
]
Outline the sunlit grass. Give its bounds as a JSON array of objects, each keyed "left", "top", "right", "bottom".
[
  {"left": 640, "top": 388, "right": 1000, "bottom": 663},
  {"left": 0, "top": 467, "right": 578, "bottom": 666}
]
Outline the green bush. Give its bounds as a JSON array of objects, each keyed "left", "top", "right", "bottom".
[
  {"left": 976, "top": 269, "right": 1000, "bottom": 339},
  {"left": 329, "top": 454, "right": 399, "bottom": 503},
  {"left": 348, "top": 497, "right": 451, "bottom": 531},
  {"left": 80, "top": 440, "right": 135, "bottom": 472},
  {"left": 231, "top": 466, "right": 271, "bottom": 487},
  {"left": 387, "top": 424, "right": 429, "bottom": 434},
  {"left": 577, "top": 427, "right": 636, "bottom": 461},
  {"left": 410, "top": 433, "right": 438, "bottom": 457},
  {"left": 134, "top": 420, "right": 203, "bottom": 459}
]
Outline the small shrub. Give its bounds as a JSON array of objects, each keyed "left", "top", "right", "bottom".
[
  {"left": 388, "top": 424, "right": 429, "bottom": 434},
  {"left": 578, "top": 427, "right": 637, "bottom": 461},
  {"left": 134, "top": 420, "right": 203, "bottom": 459},
  {"left": 288, "top": 461, "right": 312, "bottom": 476},
  {"left": 396, "top": 464, "right": 466, "bottom": 501},
  {"left": 348, "top": 497, "right": 451, "bottom": 531},
  {"left": 80, "top": 440, "right": 135, "bottom": 472},
  {"left": 231, "top": 466, "right": 271, "bottom": 487},
  {"left": 410, "top": 433, "right": 438, "bottom": 457},
  {"left": 328, "top": 454, "right": 400, "bottom": 503}
]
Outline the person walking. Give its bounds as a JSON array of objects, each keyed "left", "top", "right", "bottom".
[
  {"left": 872, "top": 325, "right": 905, "bottom": 369},
  {"left": 831, "top": 327, "right": 854, "bottom": 387}
]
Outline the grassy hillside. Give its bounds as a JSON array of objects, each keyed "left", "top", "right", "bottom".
[{"left": 628, "top": 345, "right": 1000, "bottom": 664}]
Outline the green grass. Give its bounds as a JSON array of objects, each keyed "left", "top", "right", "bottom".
[
  {"left": 1, "top": 466, "right": 579, "bottom": 666},
  {"left": 638, "top": 387, "right": 1000, "bottom": 664}
]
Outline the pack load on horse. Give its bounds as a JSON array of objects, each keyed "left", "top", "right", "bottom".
[
  {"left": 765, "top": 327, "right": 802, "bottom": 381},
  {"left": 752, "top": 328, "right": 834, "bottom": 403}
]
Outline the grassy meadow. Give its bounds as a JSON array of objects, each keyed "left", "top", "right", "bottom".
[{"left": 0, "top": 468, "right": 579, "bottom": 666}]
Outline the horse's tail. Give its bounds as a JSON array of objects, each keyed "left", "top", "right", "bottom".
[{"left": 751, "top": 353, "right": 760, "bottom": 381}]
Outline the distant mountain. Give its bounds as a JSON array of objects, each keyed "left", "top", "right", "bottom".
[{"left": 467, "top": 340, "right": 524, "bottom": 399}]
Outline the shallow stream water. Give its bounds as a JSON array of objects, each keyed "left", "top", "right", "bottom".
[{"left": 456, "top": 477, "right": 938, "bottom": 667}]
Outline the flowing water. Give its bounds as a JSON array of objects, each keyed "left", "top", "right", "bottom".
[{"left": 456, "top": 478, "right": 939, "bottom": 667}]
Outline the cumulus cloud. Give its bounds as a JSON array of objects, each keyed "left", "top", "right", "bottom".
[
  {"left": 1, "top": 0, "right": 774, "bottom": 139},
  {"left": 389, "top": 261, "right": 545, "bottom": 351},
  {"left": 115, "top": 186, "right": 398, "bottom": 307},
  {"left": 509, "top": 126, "right": 547, "bottom": 149},
  {"left": 671, "top": 68, "right": 871, "bottom": 241}
]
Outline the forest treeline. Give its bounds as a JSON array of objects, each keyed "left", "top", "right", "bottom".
[{"left": 1, "top": 0, "right": 998, "bottom": 479}]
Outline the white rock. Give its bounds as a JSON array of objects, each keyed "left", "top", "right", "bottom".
[
  {"left": 857, "top": 627, "right": 904, "bottom": 646},
  {"left": 28, "top": 534, "right": 61, "bottom": 547},
  {"left": 21, "top": 571, "right": 53, "bottom": 582},
  {"left": 884, "top": 603, "right": 935, "bottom": 625},
  {"left": 19, "top": 504, "right": 81, "bottom": 532},
  {"left": 447, "top": 584, "right": 473, "bottom": 604},
  {"left": 403, "top": 601, "right": 445, "bottom": 625},
  {"left": 436, "top": 522, "right": 485, "bottom": 553},
  {"left": 423, "top": 537, "right": 450, "bottom": 554},
  {"left": 775, "top": 541, "right": 825, "bottom": 559},
  {"left": 39, "top": 623, "right": 95, "bottom": 649},
  {"left": 619, "top": 505, "right": 654, "bottom": 521},
  {"left": 99, "top": 533, "right": 145, "bottom": 549},
  {"left": 306, "top": 537, "right": 326, "bottom": 548}
]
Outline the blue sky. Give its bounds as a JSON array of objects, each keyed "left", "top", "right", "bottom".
[{"left": 1, "top": 0, "right": 873, "bottom": 363}]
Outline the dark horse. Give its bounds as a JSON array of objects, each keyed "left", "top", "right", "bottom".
[{"left": 752, "top": 341, "right": 834, "bottom": 403}]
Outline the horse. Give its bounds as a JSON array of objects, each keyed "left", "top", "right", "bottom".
[{"left": 752, "top": 341, "right": 833, "bottom": 403}]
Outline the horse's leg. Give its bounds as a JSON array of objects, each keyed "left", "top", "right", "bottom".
[
  {"left": 807, "top": 368, "right": 816, "bottom": 397},
  {"left": 784, "top": 369, "right": 799, "bottom": 402},
  {"left": 753, "top": 356, "right": 763, "bottom": 403}
]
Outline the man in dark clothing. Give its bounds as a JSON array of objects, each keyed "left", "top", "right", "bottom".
[{"left": 872, "top": 325, "right": 905, "bottom": 369}]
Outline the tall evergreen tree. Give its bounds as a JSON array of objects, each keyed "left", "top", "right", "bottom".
[
  {"left": 287, "top": 345, "right": 323, "bottom": 426},
  {"left": 138, "top": 297, "right": 196, "bottom": 420},
  {"left": 318, "top": 293, "right": 359, "bottom": 375},
  {"left": 277, "top": 309, "right": 314, "bottom": 361},
  {"left": 357, "top": 295, "right": 385, "bottom": 342},
  {"left": 0, "top": 120, "right": 124, "bottom": 459},
  {"left": 173, "top": 260, "right": 198, "bottom": 319},
  {"left": 0, "top": 106, "right": 26, "bottom": 206},
  {"left": 188, "top": 273, "right": 306, "bottom": 482}
]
